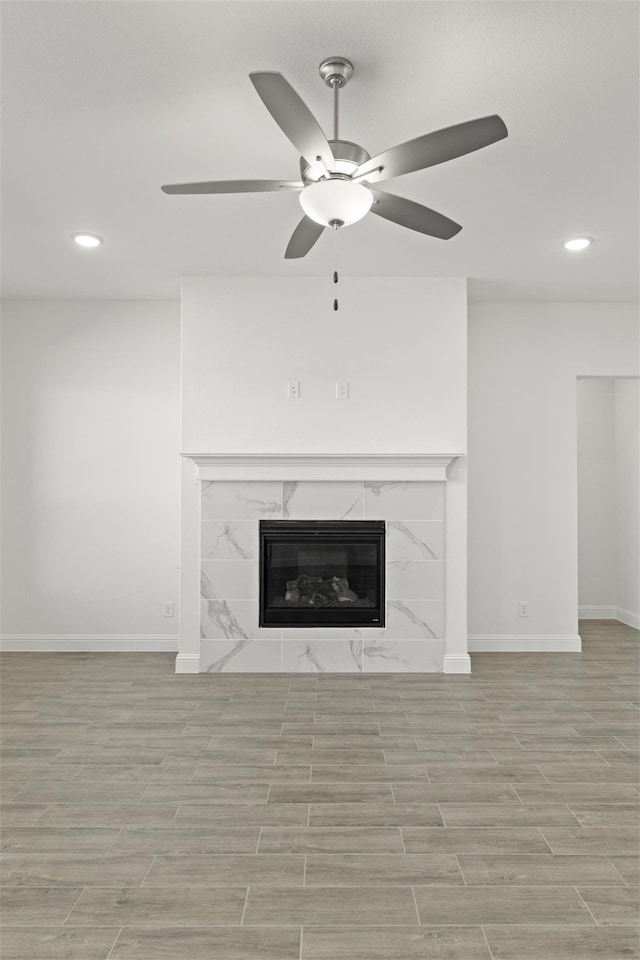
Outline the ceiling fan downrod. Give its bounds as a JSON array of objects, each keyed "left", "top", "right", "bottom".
[{"left": 319, "top": 57, "right": 353, "bottom": 142}]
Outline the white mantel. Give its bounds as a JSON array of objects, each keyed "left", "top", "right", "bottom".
[
  {"left": 177, "top": 451, "right": 469, "bottom": 676},
  {"left": 182, "top": 453, "right": 463, "bottom": 482}
]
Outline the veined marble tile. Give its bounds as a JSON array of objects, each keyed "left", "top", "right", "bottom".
[
  {"left": 201, "top": 561, "right": 258, "bottom": 600},
  {"left": 387, "top": 561, "right": 445, "bottom": 601},
  {"left": 363, "top": 639, "right": 445, "bottom": 673},
  {"left": 201, "top": 600, "right": 279, "bottom": 640},
  {"left": 201, "top": 521, "right": 258, "bottom": 560},
  {"left": 201, "top": 481, "right": 282, "bottom": 520},
  {"left": 282, "top": 628, "right": 363, "bottom": 641},
  {"left": 364, "top": 601, "right": 444, "bottom": 640},
  {"left": 387, "top": 521, "right": 444, "bottom": 560},
  {"left": 282, "top": 639, "right": 363, "bottom": 673},
  {"left": 283, "top": 482, "right": 363, "bottom": 520},
  {"left": 364, "top": 482, "right": 445, "bottom": 521},
  {"left": 202, "top": 639, "right": 282, "bottom": 673}
]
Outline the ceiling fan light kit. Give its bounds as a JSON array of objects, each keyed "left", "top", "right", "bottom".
[
  {"left": 161, "top": 56, "right": 508, "bottom": 259},
  {"left": 300, "top": 178, "right": 373, "bottom": 227}
]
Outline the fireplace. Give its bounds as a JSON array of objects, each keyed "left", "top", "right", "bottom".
[
  {"left": 259, "top": 520, "right": 385, "bottom": 628},
  {"left": 179, "top": 454, "right": 468, "bottom": 674}
]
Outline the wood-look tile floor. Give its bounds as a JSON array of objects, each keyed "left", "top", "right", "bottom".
[{"left": 0, "top": 620, "right": 638, "bottom": 959}]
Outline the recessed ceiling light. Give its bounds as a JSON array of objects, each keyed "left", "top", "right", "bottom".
[
  {"left": 72, "top": 233, "right": 103, "bottom": 248},
  {"left": 564, "top": 237, "right": 592, "bottom": 251}
]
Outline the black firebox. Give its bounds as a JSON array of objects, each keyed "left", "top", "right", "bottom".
[{"left": 259, "top": 520, "right": 385, "bottom": 628}]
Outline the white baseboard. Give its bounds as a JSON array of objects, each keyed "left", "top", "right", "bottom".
[
  {"left": 175, "top": 653, "right": 201, "bottom": 673},
  {"left": 443, "top": 654, "right": 472, "bottom": 674},
  {"left": 0, "top": 635, "right": 179, "bottom": 652},
  {"left": 616, "top": 607, "right": 640, "bottom": 630},
  {"left": 578, "top": 606, "right": 640, "bottom": 630},
  {"left": 468, "top": 635, "right": 582, "bottom": 653},
  {"left": 579, "top": 605, "right": 616, "bottom": 620}
]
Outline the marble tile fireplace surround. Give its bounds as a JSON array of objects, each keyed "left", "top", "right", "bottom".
[{"left": 178, "top": 455, "right": 469, "bottom": 674}]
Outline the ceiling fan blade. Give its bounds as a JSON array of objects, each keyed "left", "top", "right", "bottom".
[
  {"left": 161, "top": 179, "right": 302, "bottom": 195},
  {"left": 285, "top": 216, "right": 325, "bottom": 259},
  {"left": 370, "top": 190, "right": 462, "bottom": 240},
  {"left": 357, "top": 115, "right": 508, "bottom": 183},
  {"left": 250, "top": 71, "right": 334, "bottom": 169}
]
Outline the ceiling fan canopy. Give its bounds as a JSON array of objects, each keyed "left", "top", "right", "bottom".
[{"left": 161, "top": 57, "right": 508, "bottom": 259}]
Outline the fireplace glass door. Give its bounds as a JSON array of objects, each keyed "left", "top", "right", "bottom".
[{"left": 259, "top": 520, "right": 385, "bottom": 628}]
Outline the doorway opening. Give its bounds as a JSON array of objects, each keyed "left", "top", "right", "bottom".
[{"left": 577, "top": 377, "right": 639, "bottom": 630}]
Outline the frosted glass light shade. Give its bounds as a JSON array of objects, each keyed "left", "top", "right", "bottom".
[{"left": 299, "top": 179, "right": 373, "bottom": 227}]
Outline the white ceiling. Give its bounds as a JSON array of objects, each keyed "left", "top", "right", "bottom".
[{"left": 2, "top": 1, "right": 638, "bottom": 301}]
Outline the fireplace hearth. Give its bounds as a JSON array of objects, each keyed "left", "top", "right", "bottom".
[{"left": 259, "top": 520, "right": 385, "bottom": 628}]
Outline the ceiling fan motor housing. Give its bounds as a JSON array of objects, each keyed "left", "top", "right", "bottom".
[{"left": 300, "top": 140, "right": 371, "bottom": 183}]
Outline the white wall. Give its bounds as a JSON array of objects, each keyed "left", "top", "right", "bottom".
[
  {"left": 467, "top": 302, "right": 639, "bottom": 650},
  {"left": 577, "top": 379, "right": 617, "bottom": 615},
  {"left": 614, "top": 378, "right": 640, "bottom": 625},
  {"left": 181, "top": 277, "right": 467, "bottom": 454},
  {"left": 3, "top": 292, "right": 635, "bottom": 656},
  {"left": 1, "top": 300, "right": 181, "bottom": 648}
]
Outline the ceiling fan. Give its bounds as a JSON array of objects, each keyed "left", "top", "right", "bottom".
[{"left": 161, "top": 57, "right": 508, "bottom": 259}]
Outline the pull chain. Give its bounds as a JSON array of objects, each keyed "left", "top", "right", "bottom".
[{"left": 332, "top": 222, "right": 339, "bottom": 311}]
